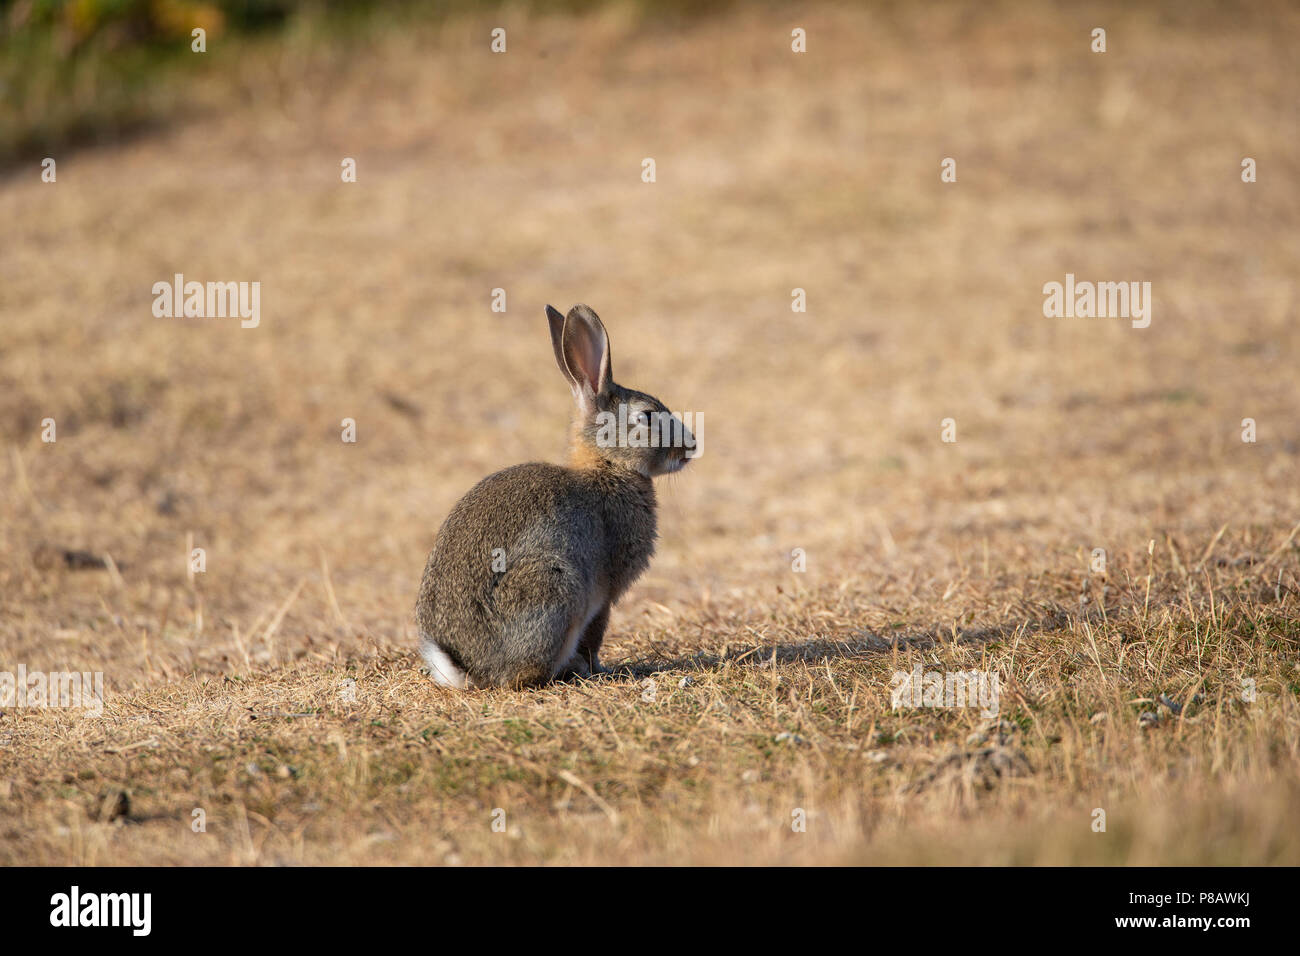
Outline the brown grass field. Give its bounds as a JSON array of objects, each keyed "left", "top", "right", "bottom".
[{"left": 1, "top": 0, "right": 1298, "bottom": 865}]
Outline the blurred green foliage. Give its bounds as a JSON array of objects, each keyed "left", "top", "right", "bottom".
[
  {"left": 0, "top": 0, "right": 737, "bottom": 167},
  {"left": 2, "top": 0, "right": 294, "bottom": 51},
  {"left": 0, "top": 0, "right": 306, "bottom": 165},
  {"left": 0, "top": 0, "right": 734, "bottom": 165}
]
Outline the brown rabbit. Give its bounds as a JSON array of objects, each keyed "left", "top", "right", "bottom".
[{"left": 414, "top": 304, "right": 693, "bottom": 689}]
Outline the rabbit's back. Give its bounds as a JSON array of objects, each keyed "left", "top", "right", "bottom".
[
  {"left": 428, "top": 462, "right": 605, "bottom": 577},
  {"left": 414, "top": 462, "right": 653, "bottom": 686}
]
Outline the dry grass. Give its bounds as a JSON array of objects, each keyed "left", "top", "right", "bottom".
[{"left": 1, "top": 0, "right": 1298, "bottom": 865}]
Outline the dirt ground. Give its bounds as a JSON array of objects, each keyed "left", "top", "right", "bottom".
[{"left": 1, "top": 0, "right": 1298, "bottom": 864}]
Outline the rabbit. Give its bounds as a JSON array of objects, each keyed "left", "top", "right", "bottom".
[{"left": 414, "top": 304, "right": 693, "bottom": 689}]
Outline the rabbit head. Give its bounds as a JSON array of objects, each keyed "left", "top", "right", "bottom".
[{"left": 546, "top": 304, "right": 693, "bottom": 478}]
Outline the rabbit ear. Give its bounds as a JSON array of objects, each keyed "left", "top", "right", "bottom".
[
  {"left": 557, "top": 305, "right": 612, "bottom": 410},
  {"left": 546, "top": 305, "right": 569, "bottom": 381}
]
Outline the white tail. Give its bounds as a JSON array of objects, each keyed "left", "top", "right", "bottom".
[{"left": 420, "top": 637, "right": 468, "bottom": 689}]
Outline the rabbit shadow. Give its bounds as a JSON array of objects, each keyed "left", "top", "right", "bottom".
[{"left": 569, "top": 613, "right": 1068, "bottom": 685}]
